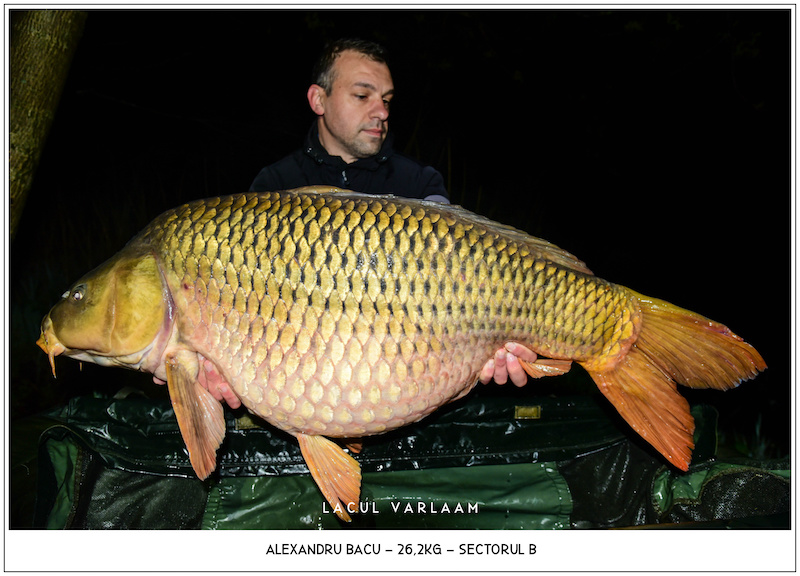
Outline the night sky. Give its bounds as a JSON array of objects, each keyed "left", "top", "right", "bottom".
[{"left": 10, "top": 9, "right": 791, "bottom": 455}]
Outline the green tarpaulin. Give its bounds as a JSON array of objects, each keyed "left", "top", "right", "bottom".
[{"left": 13, "top": 392, "right": 790, "bottom": 530}]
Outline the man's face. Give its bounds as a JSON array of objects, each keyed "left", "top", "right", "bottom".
[{"left": 309, "top": 50, "right": 395, "bottom": 163}]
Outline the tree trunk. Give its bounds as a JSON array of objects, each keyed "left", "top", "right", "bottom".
[{"left": 9, "top": 10, "right": 87, "bottom": 240}]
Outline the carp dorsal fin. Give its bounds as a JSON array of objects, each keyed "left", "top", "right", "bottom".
[
  {"left": 286, "top": 185, "right": 349, "bottom": 196},
  {"left": 283, "top": 187, "right": 592, "bottom": 275},
  {"left": 431, "top": 203, "right": 594, "bottom": 275},
  {"left": 297, "top": 433, "right": 362, "bottom": 522},
  {"left": 165, "top": 351, "right": 226, "bottom": 480}
]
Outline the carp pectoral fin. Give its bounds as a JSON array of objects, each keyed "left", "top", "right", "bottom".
[
  {"left": 166, "top": 355, "right": 226, "bottom": 480},
  {"left": 584, "top": 347, "right": 695, "bottom": 472},
  {"left": 297, "top": 433, "right": 362, "bottom": 522},
  {"left": 519, "top": 358, "right": 573, "bottom": 378}
]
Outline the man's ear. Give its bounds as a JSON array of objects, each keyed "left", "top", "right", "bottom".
[{"left": 307, "top": 84, "right": 326, "bottom": 116}]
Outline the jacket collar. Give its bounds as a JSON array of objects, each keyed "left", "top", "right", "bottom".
[{"left": 303, "top": 122, "right": 392, "bottom": 169}]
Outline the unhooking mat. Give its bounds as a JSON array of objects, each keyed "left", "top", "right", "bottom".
[{"left": 13, "top": 391, "right": 791, "bottom": 529}]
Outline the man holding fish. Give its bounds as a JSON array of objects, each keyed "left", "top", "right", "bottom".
[
  {"left": 37, "top": 37, "right": 765, "bottom": 522},
  {"left": 244, "top": 37, "right": 538, "bottom": 403}
]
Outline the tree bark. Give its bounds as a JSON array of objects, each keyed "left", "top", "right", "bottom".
[{"left": 9, "top": 10, "right": 87, "bottom": 240}]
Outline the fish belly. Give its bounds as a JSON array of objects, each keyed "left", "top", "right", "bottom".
[
  {"left": 149, "top": 190, "right": 634, "bottom": 438},
  {"left": 179, "top": 290, "right": 515, "bottom": 437},
  {"left": 229, "top": 330, "right": 498, "bottom": 437}
]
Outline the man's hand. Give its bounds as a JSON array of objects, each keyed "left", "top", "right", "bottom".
[
  {"left": 152, "top": 355, "right": 242, "bottom": 409},
  {"left": 197, "top": 357, "right": 242, "bottom": 408},
  {"left": 479, "top": 342, "right": 538, "bottom": 387}
]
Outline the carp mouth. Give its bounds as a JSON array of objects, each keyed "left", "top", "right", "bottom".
[
  {"left": 36, "top": 308, "right": 176, "bottom": 378},
  {"left": 37, "top": 315, "right": 65, "bottom": 378},
  {"left": 36, "top": 252, "right": 178, "bottom": 379}
]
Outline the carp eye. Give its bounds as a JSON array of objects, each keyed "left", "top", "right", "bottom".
[{"left": 68, "top": 285, "right": 86, "bottom": 302}]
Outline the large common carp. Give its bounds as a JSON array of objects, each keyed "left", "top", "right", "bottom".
[{"left": 37, "top": 186, "right": 765, "bottom": 521}]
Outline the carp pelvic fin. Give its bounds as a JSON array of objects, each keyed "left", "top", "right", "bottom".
[
  {"left": 583, "top": 290, "right": 766, "bottom": 471},
  {"left": 344, "top": 440, "right": 363, "bottom": 454},
  {"left": 297, "top": 434, "right": 362, "bottom": 522},
  {"left": 166, "top": 353, "right": 226, "bottom": 480}
]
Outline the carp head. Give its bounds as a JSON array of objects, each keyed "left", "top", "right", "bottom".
[{"left": 37, "top": 252, "right": 172, "bottom": 377}]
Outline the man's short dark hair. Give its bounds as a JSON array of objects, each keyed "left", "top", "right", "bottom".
[{"left": 311, "top": 38, "right": 389, "bottom": 94}]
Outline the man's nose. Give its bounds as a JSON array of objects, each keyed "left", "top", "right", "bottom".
[{"left": 370, "top": 98, "right": 389, "bottom": 121}]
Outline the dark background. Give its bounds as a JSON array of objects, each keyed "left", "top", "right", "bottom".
[{"left": 10, "top": 10, "right": 790, "bottom": 460}]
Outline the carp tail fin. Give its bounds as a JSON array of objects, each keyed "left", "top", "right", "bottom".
[
  {"left": 627, "top": 291, "right": 766, "bottom": 390},
  {"left": 583, "top": 290, "right": 766, "bottom": 471},
  {"left": 586, "top": 345, "right": 697, "bottom": 470}
]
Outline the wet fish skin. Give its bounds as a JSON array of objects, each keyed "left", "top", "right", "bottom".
[
  {"left": 37, "top": 186, "right": 766, "bottom": 521},
  {"left": 134, "top": 189, "right": 631, "bottom": 437}
]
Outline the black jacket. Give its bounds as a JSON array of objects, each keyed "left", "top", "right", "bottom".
[{"left": 249, "top": 123, "right": 448, "bottom": 201}]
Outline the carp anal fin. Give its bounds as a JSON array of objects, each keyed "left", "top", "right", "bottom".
[
  {"left": 519, "top": 358, "right": 573, "bottom": 378},
  {"left": 166, "top": 354, "right": 226, "bottom": 480},
  {"left": 297, "top": 433, "right": 362, "bottom": 522},
  {"left": 583, "top": 289, "right": 766, "bottom": 471}
]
